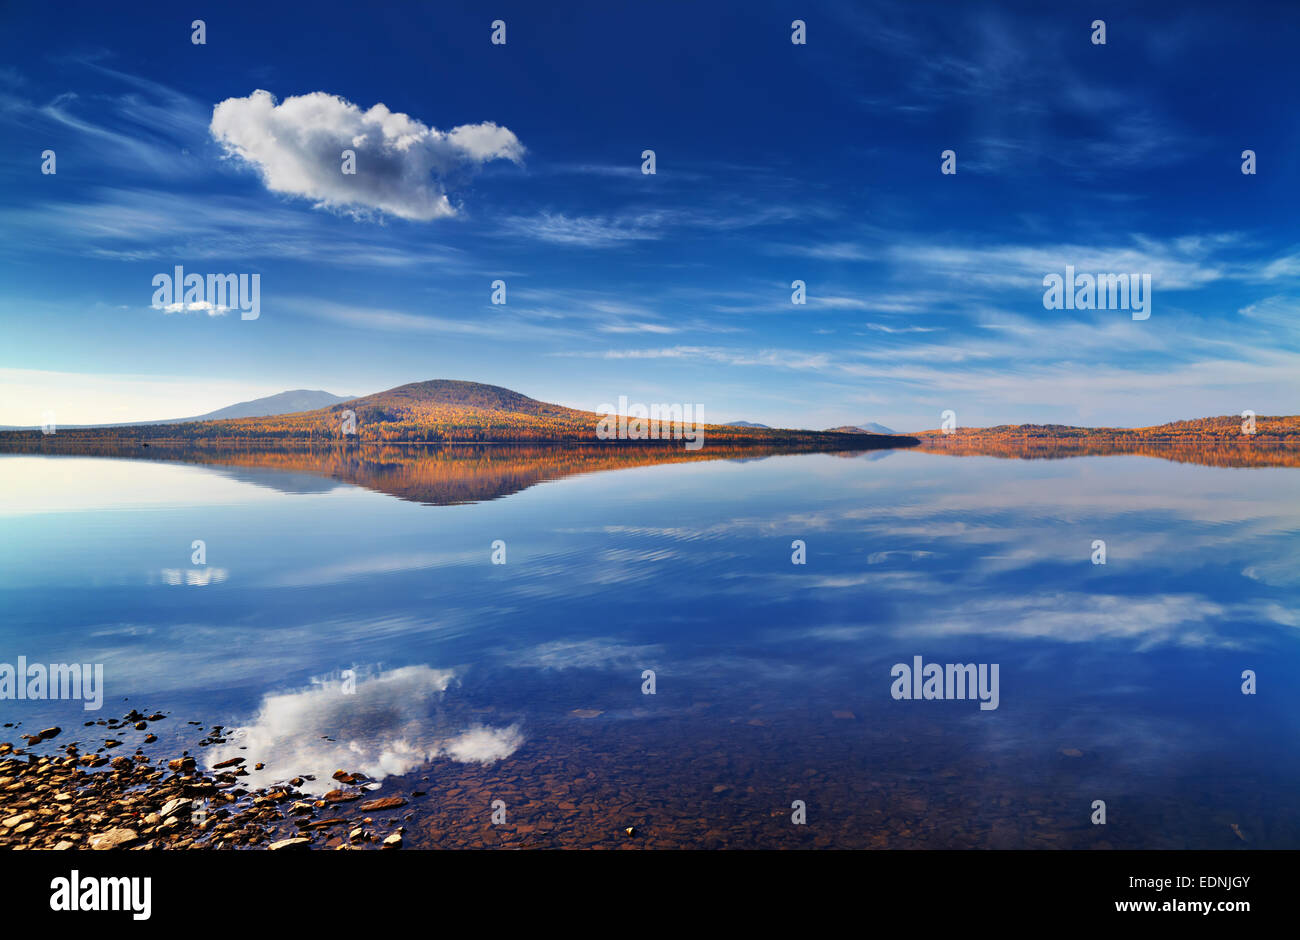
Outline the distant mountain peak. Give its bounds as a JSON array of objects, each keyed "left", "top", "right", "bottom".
[
  {"left": 181, "top": 389, "right": 354, "bottom": 423},
  {"left": 0, "top": 388, "right": 355, "bottom": 429},
  {"left": 856, "top": 422, "right": 896, "bottom": 435},
  {"left": 824, "top": 422, "right": 897, "bottom": 435}
]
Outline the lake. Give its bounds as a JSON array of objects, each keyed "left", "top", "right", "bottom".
[{"left": 1, "top": 441, "right": 1297, "bottom": 848}]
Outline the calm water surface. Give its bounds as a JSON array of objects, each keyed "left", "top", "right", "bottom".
[{"left": 2, "top": 444, "right": 1297, "bottom": 848}]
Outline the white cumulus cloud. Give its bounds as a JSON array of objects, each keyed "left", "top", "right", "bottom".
[{"left": 209, "top": 90, "right": 524, "bottom": 220}]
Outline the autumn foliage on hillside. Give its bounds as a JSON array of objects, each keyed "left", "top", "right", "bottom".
[
  {"left": 915, "top": 414, "right": 1300, "bottom": 443},
  {"left": 914, "top": 415, "right": 1300, "bottom": 467},
  {"left": 2, "top": 380, "right": 913, "bottom": 449}
]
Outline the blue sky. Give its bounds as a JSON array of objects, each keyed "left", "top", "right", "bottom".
[{"left": 1, "top": 0, "right": 1297, "bottom": 430}]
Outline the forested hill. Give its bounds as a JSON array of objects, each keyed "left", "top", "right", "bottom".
[
  {"left": 0, "top": 379, "right": 916, "bottom": 448},
  {"left": 914, "top": 415, "right": 1300, "bottom": 442}
]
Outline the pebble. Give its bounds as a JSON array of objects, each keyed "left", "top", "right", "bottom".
[
  {"left": 268, "top": 837, "right": 311, "bottom": 851},
  {"left": 358, "top": 797, "right": 408, "bottom": 812},
  {"left": 87, "top": 828, "right": 139, "bottom": 850}
]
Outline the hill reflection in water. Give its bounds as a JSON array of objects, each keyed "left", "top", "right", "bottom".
[
  {"left": 0, "top": 439, "right": 914, "bottom": 506},
  {"left": 916, "top": 438, "right": 1300, "bottom": 469},
  {"left": 4, "top": 436, "right": 1296, "bottom": 509}
]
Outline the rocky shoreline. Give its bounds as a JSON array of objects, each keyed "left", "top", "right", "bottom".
[{"left": 0, "top": 708, "right": 409, "bottom": 850}]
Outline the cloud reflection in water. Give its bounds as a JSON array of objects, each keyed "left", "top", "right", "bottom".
[{"left": 208, "top": 665, "right": 522, "bottom": 794}]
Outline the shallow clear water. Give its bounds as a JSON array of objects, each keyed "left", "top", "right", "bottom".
[{"left": 2, "top": 445, "right": 1297, "bottom": 848}]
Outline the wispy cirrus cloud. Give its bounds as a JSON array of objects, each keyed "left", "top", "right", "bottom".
[
  {"left": 834, "top": 1, "right": 1203, "bottom": 178},
  {"left": 0, "top": 59, "right": 207, "bottom": 178},
  {"left": 0, "top": 187, "right": 468, "bottom": 267},
  {"left": 501, "top": 199, "right": 829, "bottom": 248},
  {"left": 553, "top": 345, "right": 833, "bottom": 371},
  {"left": 500, "top": 210, "right": 670, "bottom": 246},
  {"left": 281, "top": 298, "right": 519, "bottom": 337},
  {"left": 767, "top": 231, "right": 1295, "bottom": 294}
]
